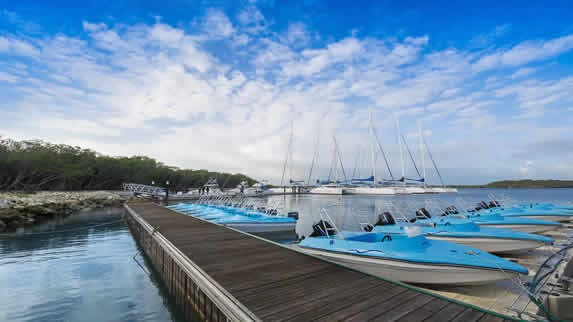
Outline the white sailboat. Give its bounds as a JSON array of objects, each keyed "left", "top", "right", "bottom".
[
  {"left": 309, "top": 135, "right": 346, "bottom": 195},
  {"left": 345, "top": 109, "right": 396, "bottom": 195}
]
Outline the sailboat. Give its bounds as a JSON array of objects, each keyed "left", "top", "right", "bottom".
[
  {"left": 296, "top": 214, "right": 529, "bottom": 285},
  {"left": 309, "top": 136, "right": 347, "bottom": 195},
  {"left": 344, "top": 109, "right": 396, "bottom": 195}
]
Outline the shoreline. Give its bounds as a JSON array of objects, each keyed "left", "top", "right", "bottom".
[{"left": 0, "top": 191, "right": 125, "bottom": 232}]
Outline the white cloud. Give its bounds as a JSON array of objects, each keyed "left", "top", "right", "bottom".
[
  {"left": 473, "top": 33, "right": 573, "bottom": 71},
  {"left": 1, "top": 9, "right": 573, "bottom": 184},
  {"left": 285, "top": 22, "right": 310, "bottom": 46},
  {"left": 202, "top": 9, "right": 235, "bottom": 38}
]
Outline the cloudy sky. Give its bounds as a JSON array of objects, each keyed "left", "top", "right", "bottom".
[{"left": 1, "top": 1, "right": 572, "bottom": 185}]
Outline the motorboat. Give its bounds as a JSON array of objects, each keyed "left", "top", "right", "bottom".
[
  {"left": 441, "top": 205, "right": 562, "bottom": 233},
  {"left": 473, "top": 201, "right": 573, "bottom": 223},
  {"left": 371, "top": 209, "right": 553, "bottom": 254},
  {"left": 297, "top": 221, "right": 528, "bottom": 286},
  {"left": 168, "top": 203, "right": 297, "bottom": 233}
]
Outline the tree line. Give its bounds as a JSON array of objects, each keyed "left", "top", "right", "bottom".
[{"left": 0, "top": 137, "right": 256, "bottom": 191}]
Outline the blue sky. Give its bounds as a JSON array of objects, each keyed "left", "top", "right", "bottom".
[{"left": 1, "top": 1, "right": 573, "bottom": 184}]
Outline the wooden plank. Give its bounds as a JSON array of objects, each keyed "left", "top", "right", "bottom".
[
  {"left": 126, "top": 202, "right": 512, "bottom": 321},
  {"left": 451, "top": 308, "right": 486, "bottom": 321},
  {"left": 423, "top": 302, "right": 467, "bottom": 322},
  {"left": 398, "top": 297, "right": 451, "bottom": 321}
]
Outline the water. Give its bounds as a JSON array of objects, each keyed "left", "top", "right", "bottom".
[{"left": 0, "top": 208, "right": 184, "bottom": 322}]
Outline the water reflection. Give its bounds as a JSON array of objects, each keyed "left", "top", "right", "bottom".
[{"left": 0, "top": 208, "right": 183, "bottom": 322}]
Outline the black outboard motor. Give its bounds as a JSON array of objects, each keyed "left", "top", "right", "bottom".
[
  {"left": 287, "top": 212, "right": 299, "bottom": 220},
  {"left": 443, "top": 206, "right": 459, "bottom": 216},
  {"left": 309, "top": 220, "right": 336, "bottom": 237},
  {"left": 415, "top": 208, "right": 432, "bottom": 220},
  {"left": 375, "top": 212, "right": 396, "bottom": 226}
]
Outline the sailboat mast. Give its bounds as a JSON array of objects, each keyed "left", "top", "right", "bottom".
[
  {"left": 332, "top": 136, "right": 339, "bottom": 183},
  {"left": 289, "top": 120, "right": 294, "bottom": 184},
  {"left": 397, "top": 118, "right": 405, "bottom": 182},
  {"left": 369, "top": 109, "right": 376, "bottom": 184},
  {"left": 307, "top": 126, "right": 320, "bottom": 185},
  {"left": 419, "top": 124, "right": 426, "bottom": 188}
]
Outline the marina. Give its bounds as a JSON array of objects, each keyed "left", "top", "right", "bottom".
[{"left": 124, "top": 200, "right": 515, "bottom": 321}]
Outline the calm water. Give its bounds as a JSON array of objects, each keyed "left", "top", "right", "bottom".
[
  {"left": 0, "top": 208, "right": 184, "bottom": 322},
  {"left": 1, "top": 189, "right": 572, "bottom": 321}
]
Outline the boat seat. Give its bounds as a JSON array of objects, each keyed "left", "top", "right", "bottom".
[
  {"left": 375, "top": 212, "right": 396, "bottom": 226},
  {"left": 415, "top": 208, "right": 432, "bottom": 219}
]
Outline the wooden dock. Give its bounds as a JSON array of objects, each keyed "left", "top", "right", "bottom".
[{"left": 124, "top": 202, "right": 517, "bottom": 321}]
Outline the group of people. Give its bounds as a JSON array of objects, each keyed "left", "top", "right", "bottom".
[{"left": 198, "top": 186, "right": 211, "bottom": 195}]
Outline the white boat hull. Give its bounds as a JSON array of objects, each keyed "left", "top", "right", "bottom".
[
  {"left": 510, "top": 215, "right": 572, "bottom": 223},
  {"left": 344, "top": 187, "right": 395, "bottom": 195},
  {"left": 309, "top": 187, "right": 344, "bottom": 195},
  {"left": 477, "top": 223, "right": 560, "bottom": 234},
  {"left": 226, "top": 222, "right": 296, "bottom": 233},
  {"left": 426, "top": 236, "right": 546, "bottom": 254},
  {"left": 425, "top": 187, "right": 458, "bottom": 193},
  {"left": 296, "top": 246, "right": 519, "bottom": 285}
]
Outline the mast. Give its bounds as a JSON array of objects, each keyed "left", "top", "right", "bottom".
[
  {"left": 368, "top": 108, "right": 376, "bottom": 184},
  {"left": 280, "top": 121, "right": 292, "bottom": 186},
  {"left": 332, "top": 136, "right": 339, "bottom": 184},
  {"left": 423, "top": 137, "right": 446, "bottom": 188},
  {"left": 307, "top": 125, "right": 320, "bottom": 185},
  {"left": 396, "top": 118, "right": 405, "bottom": 182},
  {"left": 289, "top": 120, "right": 294, "bottom": 185},
  {"left": 419, "top": 124, "right": 426, "bottom": 188}
]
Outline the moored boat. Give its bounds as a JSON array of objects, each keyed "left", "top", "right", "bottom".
[
  {"left": 372, "top": 210, "right": 553, "bottom": 254},
  {"left": 168, "top": 203, "right": 297, "bottom": 233},
  {"left": 297, "top": 222, "right": 528, "bottom": 285}
]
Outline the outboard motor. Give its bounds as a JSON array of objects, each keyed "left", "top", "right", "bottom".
[
  {"left": 309, "top": 220, "right": 336, "bottom": 237},
  {"left": 375, "top": 212, "right": 396, "bottom": 226},
  {"left": 287, "top": 212, "right": 299, "bottom": 220},
  {"left": 479, "top": 201, "right": 490, "bottom": 209},
  {"left": 443, "top": 206, "right": 459, "bottom": 215},
  {"left": 415, "top": 208, "right": 432, "bottom": 220}
]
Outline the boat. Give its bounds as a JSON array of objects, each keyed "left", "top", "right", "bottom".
[
  {"left": 473, "top": 200, "right": 573, "bottom": 223},
  {"left": 309, "top": 184, "right": 345, "bottom": 195},
  {"left": 371, "top": 209, "right": 553, "bottom": 254},
  {"left": 441, "top": 205, "right": 562, "bottom": 233},
  {"left": 297, "top": 220, "right": 528, "bottom": 286},
  {"left": 168, "top": 203, "right": 297, "bottom": 233},
  {"left": 344, "top": 186, "right": 395, "bottom": 195}
]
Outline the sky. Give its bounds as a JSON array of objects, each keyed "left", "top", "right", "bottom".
[{"left": 1, "top": 0, "right": 573, "bottom": 185}]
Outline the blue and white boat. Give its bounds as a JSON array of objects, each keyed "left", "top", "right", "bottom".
[
  {"left": 168, "top": 203, "right": 297, "bottom": 233},
  {"left": 441, "top": 205, "right": 562, "bottom": 233},
  {"left": 474, "top": 201, "right": 573, "bottom": 223},
  {"left": 371, "top": 209, "right": 553, "bottom": 253},
  {"left": 297, "top": 221, "right": 528, "bottom": 285}
]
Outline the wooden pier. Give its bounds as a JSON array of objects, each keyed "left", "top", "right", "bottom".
[{"left": 124, "top": 202, "right": 516, "bottom": 321}]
